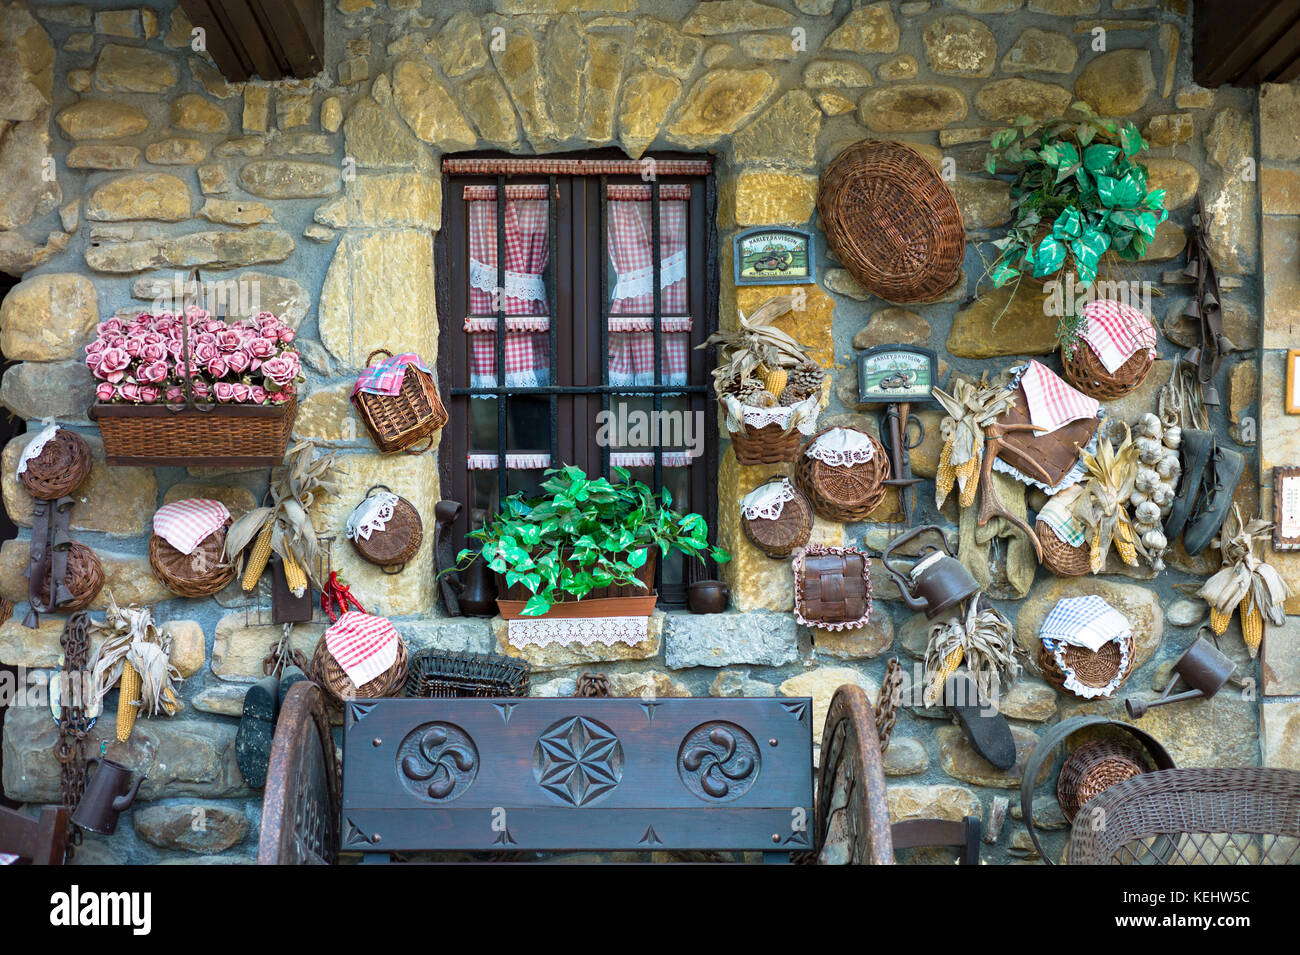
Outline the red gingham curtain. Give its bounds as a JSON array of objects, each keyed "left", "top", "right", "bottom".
[
  {"left": 465, "top": 185, "right": 550, "bottom": 391},
  {"left": 607, "top": 188, "right": 690, "bottom": 388}
]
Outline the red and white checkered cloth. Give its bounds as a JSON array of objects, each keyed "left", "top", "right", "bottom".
[
  {"left": 323, "top": 610, "right": 400, "bottom": 688},
  {"left": 1082, "top": 298, "right": 1158, "bottom": 373},
  {"left": 152, "top": 498, "right": 230, "bottom": 555},
  {"left": 1019, "top": 360, "right": 1100, "bottom": 434}
]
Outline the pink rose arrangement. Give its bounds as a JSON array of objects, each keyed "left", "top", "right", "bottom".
[{"left": 86, "top": 308, "right": 301, "bottom": 406}]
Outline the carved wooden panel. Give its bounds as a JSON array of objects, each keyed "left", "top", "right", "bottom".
[{"left": 342, "top": 697, "right": 813, "bottom": 854}]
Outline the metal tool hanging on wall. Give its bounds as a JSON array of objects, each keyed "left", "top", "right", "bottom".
[
  {"left": 856, "top": 345, "right": 938, "bottom": 529},
  {"left": 1182, "top": 196, "right": 1230, "bottom": 409}
]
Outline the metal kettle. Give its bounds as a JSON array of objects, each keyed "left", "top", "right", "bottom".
[
  {"left": 70, "top": 757, "right": 146, "bottom": 835},
  {"left": 881, "top": 525, "right": 980, "bottom": 619}
]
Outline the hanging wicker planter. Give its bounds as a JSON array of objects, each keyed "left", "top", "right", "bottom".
[
  {"left": 18, "top": 428, "right": 91, "bottom": 500},
  {"left": 741, "top": 476, "right": 813, "bottom": 559},
  {"left": 347, "top": 486, "right": 423, "bottom": 572},
  {"left": 818, "top": 139, "right": 966, "bottom": 304},
  {"left": 91, "top": 392, "right": 297, "bottom": 467},
  {"left": 1039, "top": 634, "right": 1136, "bottom": 699},
  {"left": 730, "top": 420, "right": 802, "bottom": 466},
  {"left": 1056, "top": 739, "right": 1149, "bottom": 822},
  {"left": 149, "top": 523, "right": 237, "bottom": 598},
  {"left": 793, "top": 544, "right": 872, "bottom": 631},
  {"left": 38, "top": 541, "right": 104, "bottom": 612},
  {"left": 795, "top": 426, "right": 890, "bottom": 523},
  {"left": 1037, "top": 520, "right": 1092, "bottom": 577},
  {"left": 352, "top": 349, "right": 448, "bottom": 454}
]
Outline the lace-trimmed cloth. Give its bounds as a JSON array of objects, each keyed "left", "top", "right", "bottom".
[
  {"left": 805, "top": 427, "right": 876, "bottom": 467},
  {"left": 1039, "top": 595, "right": 1133, "bottom": 700},
  {"left": 506, "top": 615, "right": 650, "bottom": 649},
  {"left": 16, "top": 424, "right": 58, "bottom": 475},
  {"left": 720, "top": 394, "right": 820, "bottom": 436},
  {"left": 346, "top": 492, "right": 401, "bottom": 542},
  {"left": 741, "top": 479, "right": 796, "bottom": 521}
]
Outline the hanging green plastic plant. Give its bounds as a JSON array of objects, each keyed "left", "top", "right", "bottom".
[
  {"left": 984, "top": 102, "right": 1168, "bottom": 300},
  {"left": 449, "top": 465, "right": 729, "bottom": 617}
]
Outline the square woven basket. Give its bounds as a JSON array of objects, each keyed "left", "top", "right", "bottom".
[{"left": 352, "top": 349, "right": 448, "bottom": 454}]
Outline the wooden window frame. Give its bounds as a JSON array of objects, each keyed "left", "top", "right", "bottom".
[{"left": 435, "top": 150, "right": 720, "bottom": 607}]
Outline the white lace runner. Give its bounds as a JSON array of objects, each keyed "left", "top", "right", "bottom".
[
  {"left": 741, "top": 480, "right": 796, "bottom": 521},
  {"left": 506, "top": 615, "right": 650, "bottom": 649},
  {"left": 16, "top": 424, "right": 58, "bottom": 476},
  {"left": 468, "top": 258, "right": 548, "bottom": 304},
  {"left": 346, "top": 492, "right": 400, "bottom": 542},
  {"left": 611, "top": 248, "right": 687, "bottom": 303},
  {"left": 806, "top": 428, "right": 875, "bottom": 467}
]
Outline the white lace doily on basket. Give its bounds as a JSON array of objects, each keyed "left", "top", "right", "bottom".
[
  {"left": 741, "top": 480, "right": 796, "bottom": 521},
  {"left": 346, "top": 492, "right": 400, "bottom": 541},
  {"left": 16, "top": 424, "right": 58, "bottom": 476},
  {"left": 805, "top": 428, "right": 875, "bottom": 467},
  {"left": 1047, "top": 637, "right": 1131, "bottom": 700},
  {"left": 506, "top": 615, "right": 649, "bottom": 649}
]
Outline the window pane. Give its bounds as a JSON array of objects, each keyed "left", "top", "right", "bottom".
[
  {"left": 606, "top": 195, "right": 688, "bottom": 317},
  {"left": 468, "top": 398, "right": 551, "bottom": 453},
  {"left": 466, "top": 187, "right": 550, "bottom": 317}
]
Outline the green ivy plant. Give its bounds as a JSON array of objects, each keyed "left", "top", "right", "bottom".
[
  {"left": 452, "top": 465, "right": 730, "bottom": 617},
  {"left": 984, "top": 101, "right": 1168, "bottom": 316}
]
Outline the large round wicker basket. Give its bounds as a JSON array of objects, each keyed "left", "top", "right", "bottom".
[
  {"left": 741, "top": 477, "right": 814, "bottom": 559},
  {"left": 1061, "top": 340, "right": 1154, "bottom": 401},
  {"left": 20, "top": 428, "right": 92, "bottom": 501},
  {"left": 817, "top": 140, "right": 966, "bottom": 304},
  {"left": 729, "top": 421, "right": 802, "bottom": 466},
  {"left": 1036, "top": 520, "right": 1092, "bottom": 577},
  {"left": 39, "top": 541, "right": 104, "bottom": 612},
  {"left": 350, "top": 492, "right": 423, "bottom": 571},
  {"left": 149, "top": 523, "right": 237, "bottom": 598},
  {"left": 311, "top": 630, "right": 409, "bottom": 707},
  {"left": 795, "top": 427, "right": 890, "bottom": 523},
  {"left": 1039, "top": 634, "right": 1136, "bottom": 699},
  {"left": 1057, "top": 739, "right": 1149, "bottom": 822}
]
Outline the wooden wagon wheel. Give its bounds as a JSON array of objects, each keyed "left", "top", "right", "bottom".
[
  {"left": 813, "top": 684, "right": 894, "bottom": 865},
  {"left": 257, "top": 681, "right": 341, "bottom": 865}
]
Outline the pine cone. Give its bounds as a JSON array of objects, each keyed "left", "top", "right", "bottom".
[
  {"left": 779, "top": 384, "right": 814, "bottom": 406},
  {"left": 736, "top": 379, "right": 767, "bottom": 406},
  {"left": 787, "top": 360, "right": 825, "bottom": 393}
]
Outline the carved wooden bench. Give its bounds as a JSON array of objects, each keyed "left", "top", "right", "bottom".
[{"left": 258, "top": 681, "right": 919, "bottom": 864}]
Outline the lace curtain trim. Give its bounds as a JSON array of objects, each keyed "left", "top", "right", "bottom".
[
  {"left": 468, "top": 258, "right": 548, "bottom": 304},
  {"left": 462, "top": 316, "right": 694, "bottom": 334},
  {"left": 16, "top": 424, "right": 58, "bottom": 475},
  {"left": 506, "top": 615, "right": 650, "bottom": 649},
  {"left": 741, "top": 480, "right": 796, "bottom": 521},
  {"left": 467, "top": 451, "right": 694, "bottom": 470},
  {"left": 346, "top": 492, "right": 400, "bottom": 542},
  {"left": 610, "top": 248, "right": 687, "bottom": 304},
  {"left": 805, "top": 427, "right": 876, "bottom": 467}
]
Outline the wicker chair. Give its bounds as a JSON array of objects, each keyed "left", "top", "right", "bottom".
[{"left": 1067, "top": 768, "right": 1300, "bottom": 865}]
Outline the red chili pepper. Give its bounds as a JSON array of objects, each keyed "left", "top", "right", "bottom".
[{"left": 321, "top": 570, "right": 365, "bottom": 623}]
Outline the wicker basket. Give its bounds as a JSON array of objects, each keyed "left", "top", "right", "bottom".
[
  {"left": 404, "top": 650, "right": 530, "bottom": 698},
  {"left": 19, "top": 429, "right": 91, "bottom": 500},
  {"left": 793, "top": 544, "right": 872, "bottom": 631},
  {"left": 311, "top": 626, "right": 409, "bottom": 706},
  {"left": 729, "top": 421, "right": 802, "bottom": 466},
  {"left": 149, "top": 523, "right": 237, "bottom": 598},
  {"left": 1061, "top": 340, "right": 1154, "bottom": 401},
  {"left": 352, "top": 349, "right": 448, "bottom": 454},
  {"left": 817, "top": 140, "right": 966, "bottom": 304},
  {"left": 1036, "top": 520, "right": 1092, "bottom": 577},
  {"left": 1057, "top": 739, "right": 1149, "bottom": 822},
  {"left": 795, "top": 427, "right": 890, "bottom": 523},
  {"left": 38, "top": 541, "right": 103, "bottom": 612},
  {"left": 349, "top": 490, "right": 423, "bottom": 571},
  {"left": 1039, "top": 633, "right": 1136, "bottom": 699},
  {"left": 741, "top": 477, "right": 814, "bottom": 559},
  {"left": 90, "top": 390, "right": 296, "bottom": 467}
]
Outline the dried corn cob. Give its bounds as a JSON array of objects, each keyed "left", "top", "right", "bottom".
[
  {"left": 759, "top": 364, "right": 788, "bottom": 399},
  {"left": 1209, "top": 605, "right": 1232, "bottom": 635},
  {"left": 927, "top": 646, "right": 964, "bottom": 702},
  {"left": 1114, "top": 518, "right": 1138, "bottom": 566},
  {"left": 117, "top": 660, "right": 140, "bottom": 742},
  {"left": 282, "top": 549, "right": 308, "bottom": 597},
  {"left": 1240, "top": 593, "right": 1262, "bottom": 658},
  {"left": 1089, "top": 527, "right": 1105, "bottom": 574},
  {"left": 935, "top": 442, "right": 956, "bottom": 502},
  {"left": 956, "top": 453, "right": 980, "bottom": 508},
  {"left": 242, "top": 521, "right": 274, "bottom": 591}
]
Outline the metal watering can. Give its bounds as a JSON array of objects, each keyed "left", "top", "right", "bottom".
[
  {"left": 70, "top": 757, "right": 146, "bottom": 835},
  {"left": 881, "top": 525, "right": 980, "bottom": 619},
  {"left": 1125, "top": 635, "right": 1236, "bottom": 718}
]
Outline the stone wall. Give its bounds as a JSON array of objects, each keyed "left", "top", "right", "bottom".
[{"left": 0, "top": 0, "right": 1284, "bottom": 865}]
